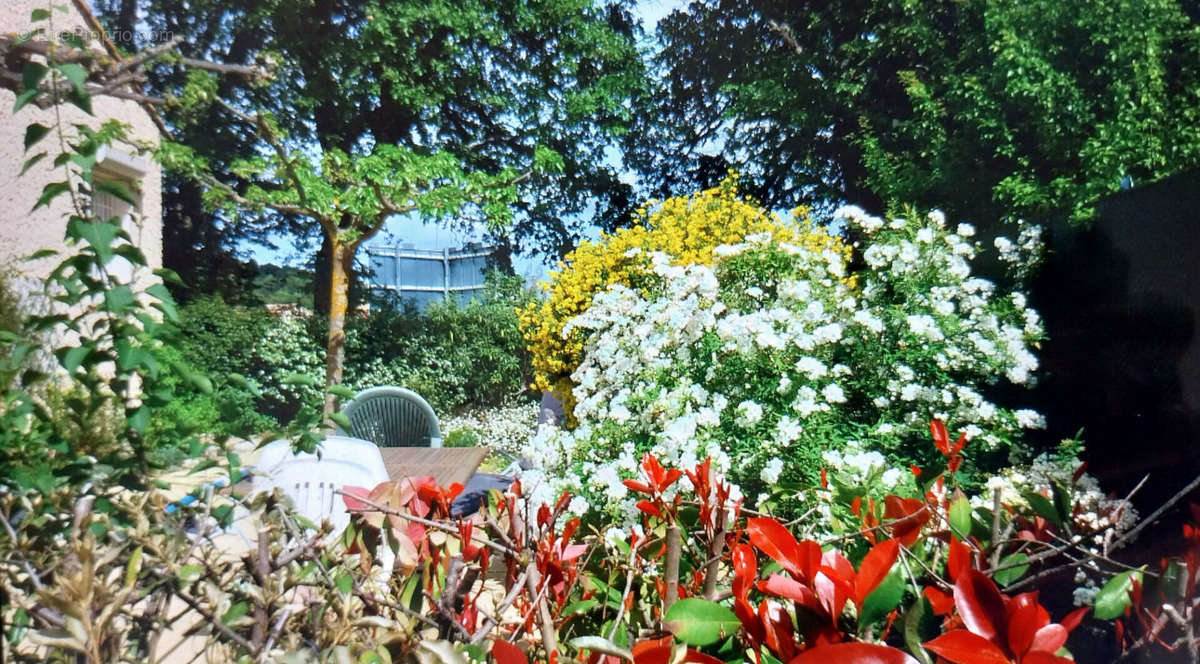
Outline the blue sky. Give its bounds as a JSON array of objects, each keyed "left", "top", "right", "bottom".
[{"left": 241, "top": 0, "right": 689, "bottom": 284}]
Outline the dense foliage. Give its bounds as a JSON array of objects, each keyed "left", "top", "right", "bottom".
[
  {"left": 93, "top": 0, "right": 647, "bottom": 302},
  {"left": 7, "top": 423, "right": 1182, "bottom": 663},
  {"left": 520, "top": 176, "right": 850, "bottom": 420},
  {"left": 632, "top": 0, "right": 1200, "bottom": 230},
  {"left": 524, "top": 186, "right": 1047, "bottom": 517},
  {"left": 162, "top": 275, "right": 536, "bottom": 428}
]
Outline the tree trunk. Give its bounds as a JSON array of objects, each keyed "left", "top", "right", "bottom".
[{"left": 322, "top": 239, "right": 352, "bottom": 417}]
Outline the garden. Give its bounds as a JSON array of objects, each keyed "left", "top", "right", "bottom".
[{"left": 3, "top": 1, "right": 1200, "bottom": 663}]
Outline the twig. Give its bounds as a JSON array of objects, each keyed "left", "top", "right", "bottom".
[
  {"left": 1111, "top": 473, "right": 1198, "bottom": 553},
  {"left": 333, "top": 490, "right": 519, "bottom": 557},
  {"left": 1161, "top": 604, "right": 1198, "bottom": 664},
  {"left": 663, "top": 525, "right": 681, "bottom": 611},
  {"left": 525, "top": 561, "right": 558, "bottom": 655},
  {"left": 0, "top": 509, "right": 45, "bottom": 591},
  {"left": 607, "top": 543, "right": 638, "bottom": 641},
  {"left": 703, "top": 509, "right": 728, "bottom": 600},
  {"left": 470, "top": 568, "right": 528, "bottom": 644}
]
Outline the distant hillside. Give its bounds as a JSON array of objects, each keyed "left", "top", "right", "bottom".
[{"left": 252, "top": 264, "right": 314, "bottom": 308}]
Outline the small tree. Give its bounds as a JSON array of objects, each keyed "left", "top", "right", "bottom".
[{"left": 161, "top": 96, "right": 549, "bottom": 416}]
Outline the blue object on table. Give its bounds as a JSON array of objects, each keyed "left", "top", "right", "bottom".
[{"left": 164, "top": 470, "right": 247, "bottom": 514}]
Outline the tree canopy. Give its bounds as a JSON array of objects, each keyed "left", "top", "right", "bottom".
[
  {"left": 631, "top": 0, "right": 1200, "bottom": 228},
  {"left": 93, "top": 0, "right": 646, "bottom": 299}
]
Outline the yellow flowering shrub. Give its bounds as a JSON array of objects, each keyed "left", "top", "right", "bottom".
[{"left": 519, "top": 175, "right": 851, "bottom": 423}]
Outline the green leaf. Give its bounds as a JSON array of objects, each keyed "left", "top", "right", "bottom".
[
  {"left": 20, "top": 152, "right": 46, "bottom": 176},
  {"left": 188, "top": 459, "right": 218, "bottom": 475},
  {"left": 24, "top": 123, "right": 50, "bottom": 151},
  {"left": 33, "top": 181, "right": 71, "bottom": 212},
  {"left": 56, "top": 63, "right": 88, "bottom": 94},
  {"left": 561, "top": 599, "right": 600, "bottom": 616},
  {"left": 327, "top": 384, "right": 357, "bottom": 399},
  {"left": 61, "top": 345, "right": 89, "bottom": 373},
  {"left": 6, "top": 607, "right": 29, "bottom": 644},
  {"left": 948, "top": 495, "right": 972, "bottom": 539},
  {"left": 105, "top": 285, "right": 136, "bottom": 312},
  {"left": 30, "top": 8, "right": 51, "bottom": 20},
  {"left": 902, "top": 596, "right": 935, "bottom": 664},
  {"left": 178, "top": 564, "right": 204, "bottom": 583},
  {"left": 128, "top": 405, "right": 149, "bottom": 433},
  {"left": 13, "top": 89, "right": 38, "bottom": 113},
  {"left": 124, "top": 546, "right": 143, "bottom": 587},
  {"left": 861, "top": 568, "right": 906, "bottom": 628},
  {"left": 21, "top": 62, "right": 48, "bottom": 93},
  {"left": 568, "top": 636, "right": 632, "bottom": 661},
  {"left": 1023, "top": 491, "right": 1062, "bottom": 529},
  {"left": 335, "top": 571, "right": 353, "bottom": 595},
  {"left": 188, "top": 372, "right": 214, "bottom": 395},
  {"left": 283, "top": 372, "right": 317, "bottom": 387},
  {"left": 66, "top": 218, "right": 120, "bottom": 264},
  {"left": 328, "top": 412, "right": 352, "bottom": 431},
  {"left": 67, "top": 87, "right": 92, "bottom": 115},
  {"left": 1094, "top": 568, "right": 1144, "bottom": 620},
  {"left": 220, "top": 601, "right": 249, "bottom": 625},
  {"left": 993, "top": 553, "right": 1030, "bottom": 587},
  {"left": 663, "top": 597, "right": 740, "bottom": 646},
  {"left": 94, "top": 179, "right": 137, "bottom": 207}
]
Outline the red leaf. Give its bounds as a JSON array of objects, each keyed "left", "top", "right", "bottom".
[
  {"left": 747, "top": 517, "right": 805, "bottom": 580},
  {"left": 1005, "top": 594, "right": 1043, "bottom": 656},
  {"left": 924, "top": 586, "right": 956, "bottom": 615},
  {"left": 797, "top": 539, "right": 823, "bottom": 582},
  {"left": 1060, "top": 607, "right": 1087, "bottom": 633},
  {"left": 682, "top": 649, "right": 725, "bottom": 664},
  {"left": 954, "top": 569, "right": 1008, "bottom": 645},
  {"left": 760, "top": 599, "right": 796, "bottom": 661},
  {"left": 491, "top": 639, "right": 529, "bottom": 664},
  {"left": 946, "top": 537, "right": 970, "bottom": 583},
  {"left": 855, "top": 539, "right": 900, "bottom": 606},
  {"left": 1021, "top": 653, "right": 1074, "bottom": 664},
  {"left": 924, "top": 630, "right": 1012, "bottom": 664},
  {"left": 637, "top": 500, "right": 664, "bottom": 519},
  {"left": 930, "top": 420, "right": 951, "bottom": 456},
  {"left": 559, "top": 544, "right": 588, "bottom": 561},
  {"left": 624, "top": 479, "right": 653, "bottom": 494},
  {"left": 950, "top": 432, "right": 967, "bottom": 456},
  {"left": 341, "top": 485, "right": 372, "bottom": 512},
  {"left": 632, "top": 639, "right": 673, "bottom": 664},
  {"left": 884, "top": 495, "right": 929, "bottom": 547},
  {"left": 759, "top": 574, "right": 819, "bottom": 608},
  {"left": 788, "top": 642, "right": 919, "bottom": 664},
  {"left": 731, "top": 543, "right": 757, "bottom": 598},
  {"left": 1028, "top": 624, "right": 1068, "bottom": 655},
  {"left": 734, "top": 597, "right": 764, "bottom": 645}
]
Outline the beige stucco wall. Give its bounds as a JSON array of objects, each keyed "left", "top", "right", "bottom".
[{"left": 0, "top": 0, "right": 163, "bottom": 291}]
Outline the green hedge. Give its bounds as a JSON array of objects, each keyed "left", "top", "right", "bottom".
[{"left": 161, "top": 272, "right": 536, "bottom": 434}]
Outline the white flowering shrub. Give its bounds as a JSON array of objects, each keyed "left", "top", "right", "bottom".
[
  {"left": 525, "top": 207, "right": 1047, "bottom": 519},
  {"left": 442, "top": 400, "right": 540, "bottom": 458}
]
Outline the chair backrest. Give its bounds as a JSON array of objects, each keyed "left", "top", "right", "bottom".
[
  {"left": 339, "top": 386, "right": 442, "bottom": 448},
  {"left": 250, "top": 438, "right": 390, "bottom": 533}
]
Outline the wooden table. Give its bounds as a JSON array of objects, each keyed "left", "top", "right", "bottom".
[{"left": 378, "top": 447, "right": 490, "bottom": 488}]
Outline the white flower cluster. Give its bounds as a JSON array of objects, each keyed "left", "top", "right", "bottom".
[
  {"left": 441, "top": 400, "right": 540, "bottom": 458},
  {"left": 524, "top": 208, "right": 1046, "bottom": 518},
  {"left": 974, "top": 452, "right": 1138, "bottom": 542}
]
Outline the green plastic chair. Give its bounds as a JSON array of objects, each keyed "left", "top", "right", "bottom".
[{"left": 338, "top": 386, "right": 443, "bottom": 448}]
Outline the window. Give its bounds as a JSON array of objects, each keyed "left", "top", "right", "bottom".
[{"left": 92, "top": 147, "right": 149, "bottom": 283}]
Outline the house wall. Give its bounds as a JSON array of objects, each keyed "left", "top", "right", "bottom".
[{"left": 0, "top": 0, "right": 163, "bottom": 293}]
